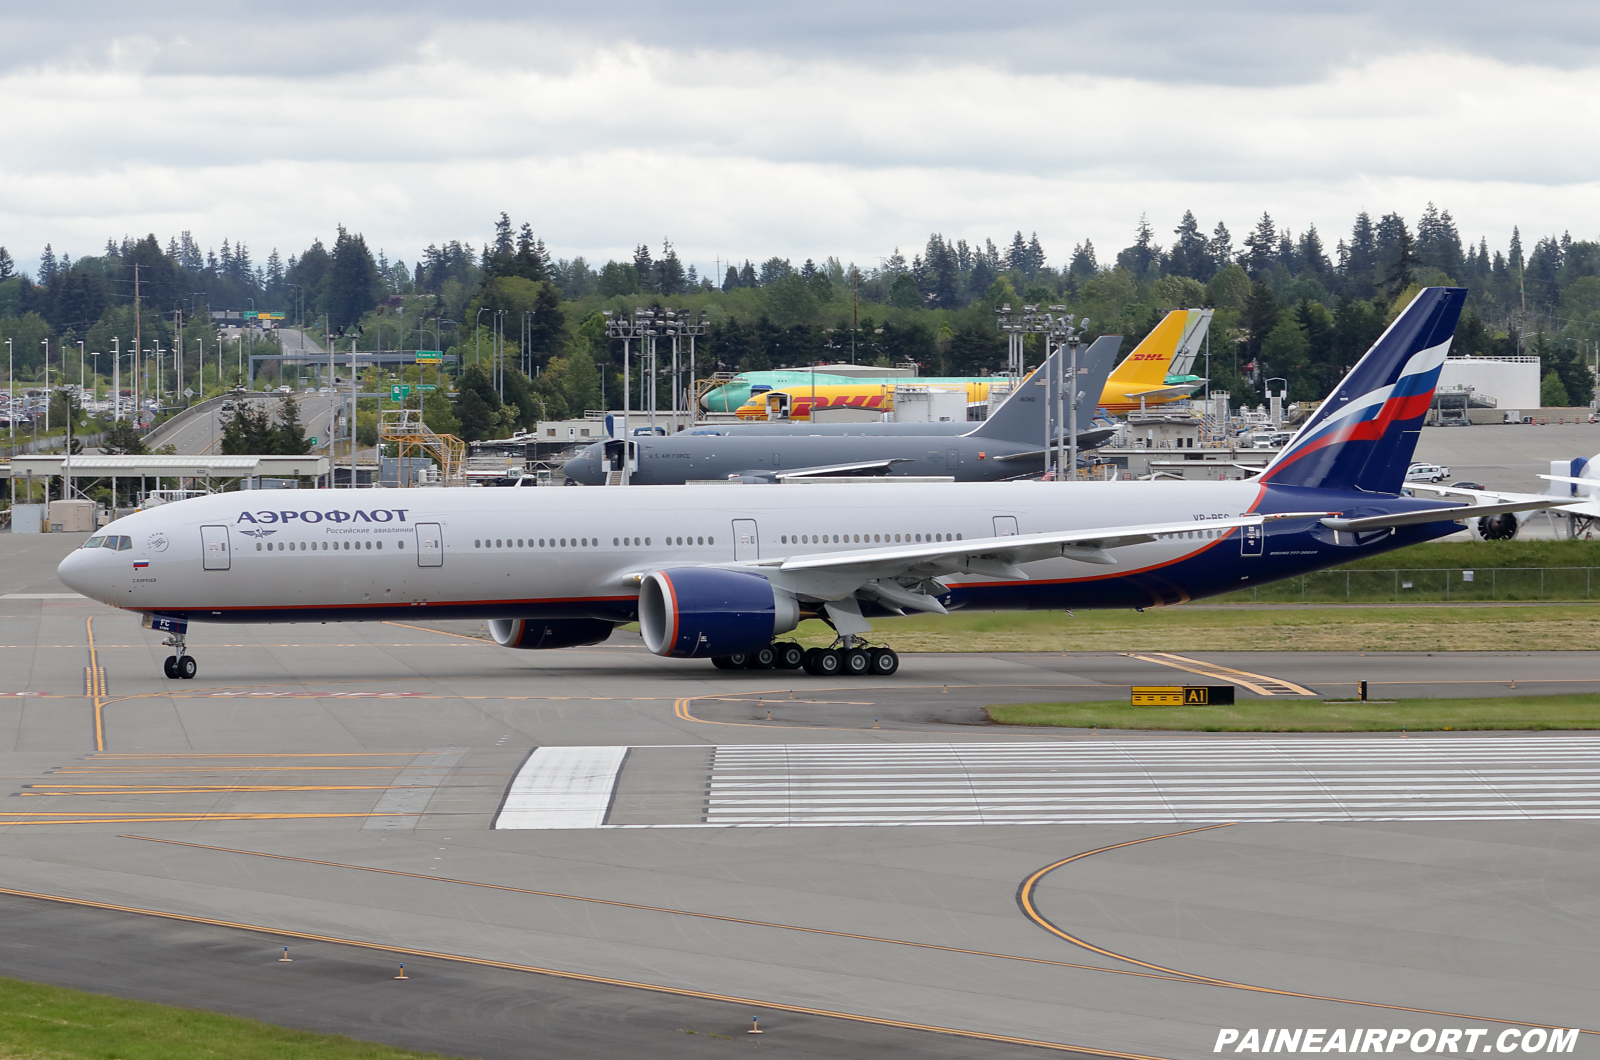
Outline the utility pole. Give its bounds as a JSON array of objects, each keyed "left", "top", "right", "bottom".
[
  {"left": 132, "top": 264, "right": 141, "bottom": 427},
  {"left": 111, "top": 337, "right": 120, "bottom": 423}
]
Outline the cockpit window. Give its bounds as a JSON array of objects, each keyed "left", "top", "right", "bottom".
[
  {"left": 116, "top": 536, "right": 133, "bottom": 551},
  {"left": 84, "top": 536, "right": 105, "bottom": 548}
]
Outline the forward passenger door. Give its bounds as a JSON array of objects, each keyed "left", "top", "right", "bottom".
[
  {"left": 200, "top": 525, "right": 231, "bottom": 571},
  {"left": 732, "top": 519, "right": 759, "bottom": 561},
  {"left": 415, "top": 523, "right": 444, "bottom": 567}
]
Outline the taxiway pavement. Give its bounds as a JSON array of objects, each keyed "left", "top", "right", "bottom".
[{"left": 1, "top": 534, "right": 1596, "bottom": 1059}]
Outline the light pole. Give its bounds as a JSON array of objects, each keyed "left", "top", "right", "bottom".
[
  {"left": 5, "top": 337, "right": 11, "bottom": 449},
  {"left": 41, "top": 339, "right": 49, "bottom": 433},
  {"left": 602, "top": 309, "right": 649, "bottom": 483},
  {"left": 994, "top": 304, "right": 1088, "bottom": 478}
]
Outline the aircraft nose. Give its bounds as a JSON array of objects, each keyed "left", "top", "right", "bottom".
[
  {"left": 57, "top": 546, "right": 100, "bottom": 600},
  {"left": 561, "top": 448, "right": 598, "bottom": 484}
]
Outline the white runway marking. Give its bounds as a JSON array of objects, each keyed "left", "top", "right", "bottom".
[
  {"left": 702, "top": 737, "right": 1600, "bottom": 827},
  {"left": 494, "top": 746, "right": 628, "bottom": 829}
]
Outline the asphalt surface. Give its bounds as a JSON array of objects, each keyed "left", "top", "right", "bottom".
[{"left": 1, "top": 533, "right": 1596, "bottom": 1059}]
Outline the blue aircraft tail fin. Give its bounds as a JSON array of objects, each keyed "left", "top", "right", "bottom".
[{"left": 1258, "top": 287, "right": 1466, "bottom": 494}]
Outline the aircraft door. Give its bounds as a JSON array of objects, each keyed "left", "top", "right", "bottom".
[
  {"left": 415, "top": 522, "right": 444, "bottom": 567},
  {"left": 200, "top": 525, "right": 231, "bottom": 570},
  {"left": 732, "top": 519, "right": 759, "bottom": 561},
  {"left": 993, "top": 516, "right": 1019, "bottom": 537},
  {"left": 1240, "top": 523, "right": 1264, "bottom": 557}
]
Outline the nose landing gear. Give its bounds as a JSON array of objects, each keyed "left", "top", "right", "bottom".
[{"left": 162, "top": 632, "right": 197, "bottom": 680}]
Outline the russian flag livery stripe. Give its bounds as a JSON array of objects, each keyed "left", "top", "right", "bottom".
[{"left": 1258, "top": 287, "right": 1466, "bottom": 495}]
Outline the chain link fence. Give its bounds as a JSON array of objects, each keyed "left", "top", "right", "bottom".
[{"left": 1215, "top": 568, "right": 1597, "bottom": 603}]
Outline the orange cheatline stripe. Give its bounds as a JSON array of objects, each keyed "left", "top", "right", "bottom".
[
  {"left": 24, "top": 785, "right": 423, "bottom": 795},
  {"left": 0, "top": 882, "right": 1174, "bottom": 1059},
  {"left": 1017, "top": 826, "right": 1597, "bottom": 1035},
  {"left": 120, "top": 835, "right": 1196, "bottom": 987}
]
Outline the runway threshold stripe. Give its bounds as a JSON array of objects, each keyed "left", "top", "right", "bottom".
[
  {"left": 494, "top": 746, "right": 628, "bottom": 829},
  {"left": 1122, "top": 652, "right": 1316, "bottom": 696},
  {"left": 1016, "top": 832, "right": 1597, "bottom": 1037},
  {"left": 0, "top": 883, "right": 1172, "bottom": 1060}
]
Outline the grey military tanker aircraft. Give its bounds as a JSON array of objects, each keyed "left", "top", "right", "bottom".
[{"left": 562, "top": 335, "right": 1121, "bottom": 485}]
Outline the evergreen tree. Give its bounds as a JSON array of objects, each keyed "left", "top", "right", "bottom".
[
  {"left": 272, "top": 393, "right": 312, "bottom": 454},
  {"left": 1168, "top": 211, "right": 1210, "bottom": 280},
  {"left": 722, "top": 265, "right": 740, "bottom": 292},
  {"left": 1240, "top": 213, "right": 1277, "bottom": 277},
  {"left": 1241, "top": 280, "right": 1280, "bottom": 364},
  {"left": 1343, "top": 212, "right": 1379, "bottom": 298},
  {"left": 1382, "top": 216, "right": 1422, "bottom": 299},
  {"left": 1206, "top": 222, "right": 1234, "bottom": 278},
  {"left": 1115, "top": 215, "right": 1160, "bottom": 278},
  {"left": 1025, "top": 233, "right": 1046, "bottom": 277},
  {"left": 1297, "top": 225, "right": 1331, "bottom": 280},
  {"left": 656, "top": 240, "right": 686, "bottom": 295},
  {"left": 1005, "top": 231, "right": 1028, "bottom": 274},
  {"left": 1416, "top": 202, "right": 1464, "bottom": 275},
  {"left": 100, "top": 420, "right": 149, "bottom": 456},
  {"left": 39, "top": 244, "right": 57, "bottom": 284},
  {"left": 0, "top": 246, "right": 12, "bottom": 281},
  {"left": 739, "top": 259, "right": 757, "bottom": 288},
  {"left": 513, "top": 223, "right": 550, "bottom": 283},
  {"left": 758, "top": 257, "right": 792, "bottom": 286},
  {"left": 326, "top": 227, "right": 382, "bottom": 328},
  {"left": 1068, "top": 240, "right": 1098, "bottom": 279},
  {"left": 632, "top": 244, "right": 655, "bottom": 291},
  {"left": 923, "top": 234, "right": 959, "bottom": 307}
]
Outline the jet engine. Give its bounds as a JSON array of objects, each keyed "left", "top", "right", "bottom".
[
  {"left": 1478, "top": 513, "right": 1519, "bottom": 540},
  {"left": 487, "top": 618, "right": 615, "bottom": 649},
  {"left": 638, "top": 568, "right": 800, "bottom": 658}
]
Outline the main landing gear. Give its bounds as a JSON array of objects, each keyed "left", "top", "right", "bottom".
[
  {"left": 161, "top": 632, "right": 197, "bottom": 680},
  {"left": 711, "top": 637, "right": 898, "bottom": 677}
]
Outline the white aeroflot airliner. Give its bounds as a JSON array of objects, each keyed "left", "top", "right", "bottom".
[{"left": 58, "top": 288, "right": 1566, "bottom": 681}]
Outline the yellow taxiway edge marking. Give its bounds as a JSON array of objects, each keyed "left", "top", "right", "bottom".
[
  {"left": 23, "top": 785, "right": 425, "bottom": 796},
  {"left": 1122, "top": 652, "right": 1316, "bottom": 696},
  {"left": 121, "top": 835, "right": 1200, "bottom": 987},
  {"left": 86, "top": 617, "right": 105, "bottom": 752},
  {"left": 380, "top": 620, "right": 487, "bottom": 642},
  {"left": 0, "top": 881, "right": 1174, "bottom": 1059},
  {"left": 87, "top": 752, "right": 424, "bottom": 759},
  {"left": 1017, "top": 825, "right": 1596, "bottom": 1035}
]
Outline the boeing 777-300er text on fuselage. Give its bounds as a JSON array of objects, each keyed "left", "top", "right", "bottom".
[{"left": 58, "top": 289, "right": 1574, "bottom": 680}]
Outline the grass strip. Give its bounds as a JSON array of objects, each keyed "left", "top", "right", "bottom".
[
  {"left": 0, "top": 974, "right": 463, "bottom": 1060},
  {"left": 985, "top": 693, "right": 1600, "bottom": 732},
  {"left": 787, "top": 604, "right": 1600, "bottom": 653}
]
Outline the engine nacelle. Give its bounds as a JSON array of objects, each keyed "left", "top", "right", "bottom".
[
  {"left": 488, "top": 618, "right": 615, "bottom": 650},
  {"left": 1478, "top": 512, "right": 1519, "bottom": 540},
  {"left": 638, "top": 567, "right": 800, "bottom": 658}
]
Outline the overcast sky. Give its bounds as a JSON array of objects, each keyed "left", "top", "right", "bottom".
[{"left": 2, "top": 2, "right": 1597, "bottom": 278}]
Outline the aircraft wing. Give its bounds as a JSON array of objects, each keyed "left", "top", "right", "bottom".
[
  {"left": 738, "top": 458, "right": 913, "bottom": 481},
  {"left": 1120, "top": 383, "right": 1200, "bottom": 401},
  {"left": 755, "top": 511, "right": 1331, "bottom": 591},
  {"left": 1321, "top": 498, "right": 1572, "bottom": 532}
]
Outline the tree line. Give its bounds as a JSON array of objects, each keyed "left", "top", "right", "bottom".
[{"left": 4, "top": 202, "right": 1598, "bottom": 445}]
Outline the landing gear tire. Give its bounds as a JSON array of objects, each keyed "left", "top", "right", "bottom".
[
  {"left": 178, "top": 656, "right": 197, "bottom": 680},
  {"left": 747, "top": 645, "right": 778, "bottom": 670},
  {"left": 163, "top": 656, "right": 180, "bottom": 679},
  {"left": 773, "top": 642, "right": 805, "bottom": 670},
  {"left": 841, "top": 647, "right": 871, "bottom": 676},
  {"left": 803, "top": 648, "right": 842, "bottom": 677},
  {"left": 711, "top": 654, "right": 749, "bottom": 671},
  {"left": 868, "top": 648, "right": 899, "bottom": 676}
]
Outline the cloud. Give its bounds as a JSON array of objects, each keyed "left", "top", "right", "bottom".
[{"left": 2, "top": 12, "right": 1599, "bottom": 277}]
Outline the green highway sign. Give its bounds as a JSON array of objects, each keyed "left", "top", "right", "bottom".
[
  {"left": 309, "top": 437, "right": 318, "bottom": 446},
  {"left": 415, "top": 350, "right": 442, "bottom": 363},
  {"left": 417, "top": 384, "right": 437, "bottom": 392},
  {"left": 390, "top": 384, "right": 412, "bottom": 401}
]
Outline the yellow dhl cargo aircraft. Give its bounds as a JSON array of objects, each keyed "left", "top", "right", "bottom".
[
  {"left": 733, "top": 379, "right": 1002, "bottom": 421},
  {"left": 732, "top": 308, "right": 1210, "bottom": 420},
  {"left": 1098, "top": 308, "right": 1210, "bottom": 414}
]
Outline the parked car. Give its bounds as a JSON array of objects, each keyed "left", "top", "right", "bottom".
[
  {"left": 1449, "top": 480, "right": 1485, "bottom": 490},
  {"left": 1405, "top": 462, "right": 1450, "bottom": 482}
]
